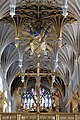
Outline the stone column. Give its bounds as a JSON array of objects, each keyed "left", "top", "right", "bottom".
[{"left": 0, "top": 64, "right": 3, "bottom": 91}]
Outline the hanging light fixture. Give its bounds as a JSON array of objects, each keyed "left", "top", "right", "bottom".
[
  {"left": 10, "top": 0, "right": 16, "bottom": 17},
  {"left": 52, "top": 75, "right": 55, "bottom": 83},
  {"left": 15, "top": 38, "right": 19, "bottom": 48},
  {"left": 58, "top": 37, "right": 62, "bottom": 47},
  {"left": 21, "top": 76, "right": 24, "bottom": 83},
  {"left": 18, "top": 59, "right": 23, "bottom": 68},
  {"left": 62, "top": 0, "right": 68, "bottom": 18}
]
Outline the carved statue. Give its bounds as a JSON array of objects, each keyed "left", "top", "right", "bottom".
[
  {"left": 0, "top": 90, "right": 4, "bottom": 112},
  {"left": 54, "top": 91, "right": 60, "bottom": 112},
  {"left": 3, "top": 97, "right": 9, "bottom": 112},
  {"left": 16, "top": 87, "right": 22, "bottom": 112},
  {"left": 66, "top": 85, "right": 80, "bottom": 112},
  {"left": 0, "top": 90, "right": 9, "bottom": 112}
]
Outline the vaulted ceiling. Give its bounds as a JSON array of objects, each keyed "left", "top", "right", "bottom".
[{"left": 0, "top": 0, "right": 80, "bottom": 96}]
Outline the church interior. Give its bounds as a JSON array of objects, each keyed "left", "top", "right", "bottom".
[{"left": 0, "top": 0, "right": 80, "bottom": 120}]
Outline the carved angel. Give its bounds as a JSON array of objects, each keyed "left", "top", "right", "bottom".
[
  {"left": 3, "top": 97, "right": 10, "bottom": 112},
  {"left": 0, "top": 91, "right": 9, "bottom": 112},
  {"left": 66, "top": 86, "right": 80, "bottom": 112},
  {"left": 16, "top": 87, "right": 22, "bottom": 112},
  {"left": 54, "top": 91, "right": 60, "bottom": 112}
]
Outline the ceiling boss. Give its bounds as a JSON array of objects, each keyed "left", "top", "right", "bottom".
[
  {"left": 19, "top": 20, "right": 56, "bottom": 57},
  {"left": 30, "top": 21, "right": 48, "bottom": 56}
]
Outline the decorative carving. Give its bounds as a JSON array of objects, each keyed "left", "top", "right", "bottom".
[
  {"left": 66, "top": 85, "right": 80, "bottom": 113},
  {"left": 0, "top": 90, "right": 4, "bottom": 112},
  {"left": 0, "top": 90, "right": 9, "bottom": 112},
  {"left": 16, "top": 87, "right": 22, "bottom": 112},
  {"left": 54, "top": 91, "right": 60, "bottom": 112}
]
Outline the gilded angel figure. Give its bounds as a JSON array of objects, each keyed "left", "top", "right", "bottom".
[{"left": 66, "top": 85, "right": 80, "bottom": 112}]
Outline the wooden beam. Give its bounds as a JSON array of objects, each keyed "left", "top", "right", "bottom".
[{"left": 16, "top": 72, "right": 60, "bottom": 77}]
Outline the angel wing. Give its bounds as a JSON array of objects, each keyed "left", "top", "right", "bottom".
[
  {"left": 4, "top": 97, "right": 10, "bottom": 106},
  {"left": 4, "top": 97, "right": 9, "bottom": 105},
  {"left": 65, "top": 98, "right": 72, "bottom": 107},
  {"left": 78, "top": 97, "right": 80, "bottom": 102}
]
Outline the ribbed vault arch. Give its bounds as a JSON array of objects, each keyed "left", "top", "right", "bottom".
[{"left": 0, "top": 0, "right": 80, "bottom": 97}]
